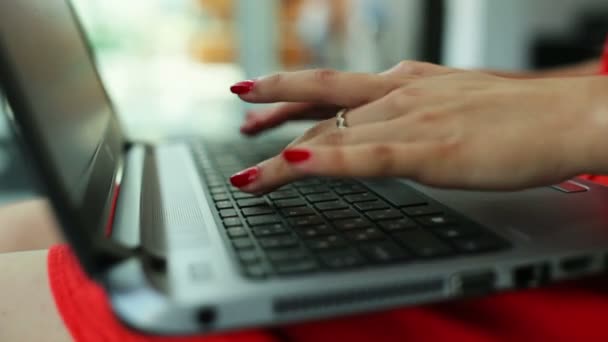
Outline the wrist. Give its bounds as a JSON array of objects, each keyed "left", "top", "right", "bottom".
[{"left": 578, "top": 77, "right": 608, "bottom": 173}]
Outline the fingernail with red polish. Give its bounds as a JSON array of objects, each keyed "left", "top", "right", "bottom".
[
  {"left": 283, "top": 148, "right": 312, "bottom": 164},
  {"left": 230, "top": 167, "right": 260, "bottom": 188},
  {"left": 230, "top": 80, "right": 255, "bottom": 95}
]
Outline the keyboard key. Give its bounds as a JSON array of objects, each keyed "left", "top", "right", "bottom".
[
  {"left": 354, "top": 201, "right": 390, "bottom": 212},
  {"left": 366, "top": 181, "right": 428, "bottom": 207},
  {"left": 394, "top": 230, "right": 453, "bottom": 258},
  {"left": 237, "top": 198, "right": 267, "bottom": 207},
  {"left": 232, "top": 238, "right": 254, "bottom": 249},
  {"left": 242, "top": 206, "right": 275, "bottom": 216},
  {"left": 212, "top": 193, "right": 229, "bottom": 201},
  {"left": 227, "top": 227, "right": 248, "bottom": 238},
  {"left": 243, "top": 263, "right": 267, "bottom": 278},
  {"left": 333, "top": 218, "right": 373, "bottom": 231},
  {"left": 315, "top": 201, "right": 349, "bottom": 211},
  {"left": 296, "top": 225, "right": 333, "bottom": 238},
  {"left": 325, "top": 209, "right": 360, "bottom": 220},
  {"left": 216, "top": 201, "right": 234, "bottom": 209},
  {"left": 259, "top": 235, "right": 299, "bottom": 249},
  {"left": 432, "top": 225, "right": 482, "bottom": 239},
  {"left": 299, "top": 186, "right": 329, "bottom": 195},
  {"left": 416, "top": 214, "right": 457, "bottom": 227},
  {"left": 402, "top": 205, "right": 443, "bottom": 217},
  {"left": 269, "top": 190, "right": 299, "bottom": 200},
  {"left": 289, "top": 216, "right": 325, "bottom": 227},
  {"left": 334, "top": 185, "right": 366, "bottom": 195},
  {"left": 267, "top": 248, "right": 310, "bottom": 262},
  {"left": 452, "top": 235, "right": 506, "bottom": 253},
  {"left": 379, "top": 219, "right": 417, "bottom": 232},
  {"left": 282, "top": 207, "right": 316, "bottom": 217},
  {"left": 247, "top": 215, "right": 281, "bottom": 226},
  {"left": 293, "top": 179, "right": 324, "bottom": 187},
  {"left": 274, "top": 198, "right": 307, "bottom": 208},
  {"left": 219, "top": 209, "right": 238, "bottom": 218},
  {"left": 237, "top": 250, "right": 260, "bottom": 264},
  {"left": 223, "top": 218, "right": 243, "bottom": 227},
  {"left": 206, "top": 180, "right": 224, "bottom": 187},
  {"left": 252, "top": 224, "right": 288, "bottom": 237},
  {"left": 307, "top": 193, "right": 339, "bottom": 203},
  {"left": 210, "top": 187, "right": 226, "bottom": 194},
  {"left": 346, "top": 228, "right": 385, "bottom": 242},
  {"left": 307, "top": 235, "right": 347, "bottom": 250},
  {"left": 328, "top": 179, "right": 357, "bottom": 188},
  {"left": 320, "top": 249, "right": 365, "bottom": 269},
  {"left": 344, "top": 193, "right": 377, "bottom": 203},
  {"left": 275, "top": 259, "right": 318, "bottom": 275},
  {"left": 360, "top": 241, "right": 409, "bottom": 263},
  {"left": 233, "top": 192, "right": 256, "bottom": 199},
  {"left": 366, "top": 209, "right": 404, "bottom": 221}
]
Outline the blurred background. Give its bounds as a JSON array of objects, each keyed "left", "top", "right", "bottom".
[{"left": 1, "top": 0, "right": 608, "bottom": 203}]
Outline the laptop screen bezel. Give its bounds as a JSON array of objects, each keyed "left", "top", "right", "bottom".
[{"left": 0, "top": 0, "right": 135, "bottom": 276}]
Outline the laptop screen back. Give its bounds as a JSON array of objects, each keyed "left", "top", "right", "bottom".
[
  {"left": 0, "top": 0, "right": 115, "bottom": 202},
  {"left": 0, "top": 0, "right": 127, "bottom": 273}
]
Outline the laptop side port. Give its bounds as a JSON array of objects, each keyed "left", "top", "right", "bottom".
[
  {"left": 560, "top": 255, "right": 592, "bottom": 274},
  {"left": 513, "top": 263, "right": 550, "bottom": 289},
  {"left": 197, "top": 307, "right": 217, "bottom": 328},
  {"left": 451, "top": 270, "right": 496, "bottom": 297}
]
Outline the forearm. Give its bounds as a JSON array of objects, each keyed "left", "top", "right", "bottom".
[{"left": 484, "top": 59, "right": 601, "bottom": 79}]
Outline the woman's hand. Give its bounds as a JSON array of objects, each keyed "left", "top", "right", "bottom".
[
  {"left": 228, "top": 62, "right": 608, "bottom": 193},
  {"left": 233, "top": 61, "right": 456, "bottom": 135}
]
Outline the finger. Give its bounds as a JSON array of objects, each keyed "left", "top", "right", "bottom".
[
  {"left": 279, "top": 143, "right": 434, "bottom": 179},
  {"left": 382, "top": 60, "right": 459, "bottom": 78},
  {"left": 232, "top": 69, "right": 401, "bottom": 108},
  {"left": 241, "top": 103, "right": 339, "bottom": 135},
  {"left": 230, "top": 119, "right": 345, "bottom": 193},
  {"left": 303, "top": 120, "right": 401, "bottom": 146},
  {"left": 283, "top": 118, "right": 336, "bottom": 148},
  {"left": 229, "top": 154, "right": 305, "bottom": 194}
]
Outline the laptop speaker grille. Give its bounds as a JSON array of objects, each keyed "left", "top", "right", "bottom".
[{"left": 274, "top": 279, "right": 443, "bottom": 314}]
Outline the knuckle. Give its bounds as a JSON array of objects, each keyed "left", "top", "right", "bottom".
[
  {"left": 394, "top": 60, "right": 443, "bottom": 77},
  {"left": 387, "top": 86, "right": 420, "bottom": 110},
  {"left": 412, "top": 110, "right": 445, "bottom": 124},
  {"left": 386, "top": 88, "right": 410, "bottom": 111},
  {"left": 320, "top": 130, "right": 347, "bottom": 145},
  {"left": 436, "top": 138, "right": 463, "bottom": 157},
  {"left": 396, "top": 60, "right": 425, "bottom": 75},
  {"left": 413, "top": 141, "right": 461, "bottom": 186},
  {"left": 331, "top": 148, "right": 347, "bottom": 171},
  {"left": 312, "top": 68, "right": 339, "bottom": 85},
  {"left": 371, "top": 144, "right": 396, "bottom": 173},
  {"left": 262, "top": 73, "right": 284, "bottom": 90}
]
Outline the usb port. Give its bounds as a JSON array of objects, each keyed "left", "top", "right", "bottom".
[{"left": 560, "top": 255, "right": 592, "bottom": 274}]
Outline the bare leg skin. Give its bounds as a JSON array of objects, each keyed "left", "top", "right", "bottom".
[
  {"left": 0, "top": 199, "right": 63, "bottom": 253},
  {"left": 0, "top": 250, "right": 71, "bottom": 342},
  {"left": 0, "top": 199, "right": 70, "bottom": 341}
]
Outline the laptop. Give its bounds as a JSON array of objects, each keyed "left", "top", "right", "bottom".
[{"left": 3, "top": 0, "right": 608, "bottom": 335}]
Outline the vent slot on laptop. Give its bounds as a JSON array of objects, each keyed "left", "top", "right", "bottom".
[{"left": 274, "top": 279, "right": 443, "bottom": 314}]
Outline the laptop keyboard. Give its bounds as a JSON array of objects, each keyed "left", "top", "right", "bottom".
[{"left": 191, "top": 141, "right": 510, "bottom": 279}]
